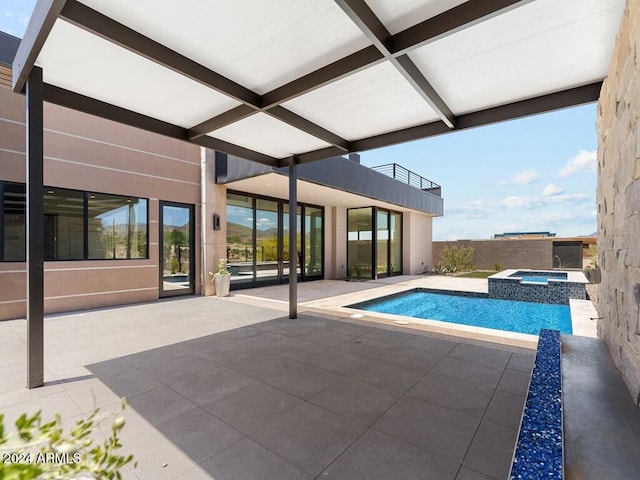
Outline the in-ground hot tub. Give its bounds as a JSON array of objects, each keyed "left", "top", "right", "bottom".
[{"left": 489, "top": 269, "right": 587, "bottom": 304}]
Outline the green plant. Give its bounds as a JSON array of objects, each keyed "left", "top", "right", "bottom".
[
  {"left": 346, "top": 266, "right": 353, "bottom": 280},
  {"left": 217, "top": 258, "right": 229, "bottom": 275},
  {"left": 439, "top": 246, "right": 475, "bottom": 272},
  {"left": 433, "top": 263, "right": 448, "bottom": 275},
  {"left": 355, "top": 265, "right": 363, "bottom": 280},
  {"left": 494, "top": 262, "right": 502, "bottom": 272},
  {"left": 0, "top": 399, "right": 135, "bottom": 480},
  {"left": 587, "top": 244, "right": 598, "bottom": 269}
]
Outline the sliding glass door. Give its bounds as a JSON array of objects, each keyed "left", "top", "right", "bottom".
[
  {"left": 305, "top": 206, "right": 323, "bottom": 279},
  {"left": 348, "top": 207, "right": 402, "bottom": 280},
  {"left": 226, "top": 191, "right": 323, "bottom": 288}
]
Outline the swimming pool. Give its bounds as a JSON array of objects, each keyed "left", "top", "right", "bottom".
[{"left": 350, "top": 289, "right": 572, "bottom": 335}]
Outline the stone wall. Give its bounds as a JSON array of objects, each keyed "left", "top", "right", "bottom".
[{"left": 597, "top": 0, "right": 640, "bottom": 402}]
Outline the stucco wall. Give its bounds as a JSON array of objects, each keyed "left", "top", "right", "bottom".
[
  {"left": 0, "top": 83, "right": 202, "bottom": 320},
  {"left": 596, "top": 0, "right": 640, "bottom": 402},
  {"left": 403, "top": 211, "right": 433, "bottom": 274},
  {"left": 329, "top": 206, "right": 347, "bottom": 279}
]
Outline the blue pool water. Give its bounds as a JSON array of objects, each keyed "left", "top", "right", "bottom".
[
  {"left": 509, "top": 271, "right": 568, "bottom": 283},
  {"left": 355, "top": 290, "right": 572, "bottom": 335},
  {"left": 521, "top": 276, "right": 550, "bottom": 284}
]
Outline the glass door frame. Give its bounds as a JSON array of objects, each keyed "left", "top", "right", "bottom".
[
  {"left": 347, "top": 206, "right": 403, "bottom": 280},
  {"left": 226, "top": 190, "right": 324, "bottom": 289},
  {"left": 159, "top": 200, "right": 195, "bottom": 297}
]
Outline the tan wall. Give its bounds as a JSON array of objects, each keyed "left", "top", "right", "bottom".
[
  {"left": 0, "top": 83, "right": 202, "bottom": 320},
  {"left": 403, "top": 211, "right": 433, "bottom": 274},
  {"left": 596, "top": 0, "right": 640, "bottom": 401},
  {"left": 432, "top": 239, "right": 554, "bottom": 271},
  {"left": 201, "top": 149, "right": 227, "bottom": 293},
  {"left": 329, "top": 206, "right": 347, "bottom": 279}
]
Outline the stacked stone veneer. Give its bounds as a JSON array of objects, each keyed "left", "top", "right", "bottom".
[
  {"left": 489, "top": 278, "right": 586, "bottom": 305},
  {"left": 597, "top": 0, "right": 640, "bottom": 401}
]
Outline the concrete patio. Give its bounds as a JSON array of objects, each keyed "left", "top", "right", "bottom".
[{"left": 0, "top": 279, "right": 538, "bottom": 479}]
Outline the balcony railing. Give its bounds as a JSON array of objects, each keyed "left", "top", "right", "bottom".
[{"left": 370, "top": 163, "right": 441, "bottom": 196}]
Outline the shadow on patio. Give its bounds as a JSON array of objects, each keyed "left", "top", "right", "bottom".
[{"left": 86, "top": 310, "right": 534, "bottom": 480}]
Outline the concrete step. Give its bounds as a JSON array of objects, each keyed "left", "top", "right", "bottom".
[{"left": 562, "top": 335, "right": 640, "bottom": 480}]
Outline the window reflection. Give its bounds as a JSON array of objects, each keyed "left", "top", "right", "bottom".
[
  {"left": 88, "top": 193, "right": 147, "bottom": 259},
  {"left": 44, "top": 188, "right": 85, "bottom": 260},
  {"left": 3, "top": 183, "right": 26, "bottom": 261}
]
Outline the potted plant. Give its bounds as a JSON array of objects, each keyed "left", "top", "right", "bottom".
[{"left": 212, "top": 258, "right": 231, "bottom": 297}]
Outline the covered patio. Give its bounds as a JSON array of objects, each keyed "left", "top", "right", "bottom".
[
  {"left": 12, "top": 0, "right": 623, "bottom": 388},
  {"left": 1, "top": 280, "right": 535, "bottom": 480},
  {"left": 6, "top": 0, "right": 638, "bottom": 478}
]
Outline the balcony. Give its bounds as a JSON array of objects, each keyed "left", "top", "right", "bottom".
[{"left": 371, "top": 163, "right": 441, "bottom": 197}]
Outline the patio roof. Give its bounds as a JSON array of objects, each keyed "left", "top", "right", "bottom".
[
  {"left": 13, "top": 0, "right": 624, "bottom": 167},
  {"left": 11, "top": 0, "right": 625, "bottom": 388}
]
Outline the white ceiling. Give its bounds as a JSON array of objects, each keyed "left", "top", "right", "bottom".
[{"left": 16, "top": 0, "right": 626, "bottom": 165}]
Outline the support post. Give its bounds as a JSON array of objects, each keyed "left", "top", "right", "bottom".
[
  {"left": 288, "top": 158, "right": 298, "bottom": 319},
  {"left": 26, "top": 66, "right": 45, "bottom": 389}
]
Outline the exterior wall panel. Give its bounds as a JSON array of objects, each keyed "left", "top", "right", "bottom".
[
  {"left": 404, "top": 211, "right": 432, "bottom": 274},
  {"left": 0, "top": 82, "right": 201, "bottom": 321}
]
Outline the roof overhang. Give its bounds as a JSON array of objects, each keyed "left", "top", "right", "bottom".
[
  {"left": 217, "top": 153, "right": 444, "bottom": 215},
  {"left": 13, "top": 0, "right": 625, "bottom": 167}
]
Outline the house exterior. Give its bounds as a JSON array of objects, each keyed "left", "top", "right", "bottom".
[{"left": 0, "top": 31, "right": 442, "bottom": 321}]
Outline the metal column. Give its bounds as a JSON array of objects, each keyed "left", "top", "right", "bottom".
[
  {"left": 288, "top": 158, "right": 298, "bottom": 319},
  {"left": 26, "top": 66, "right": 45, "bottom": 389}
]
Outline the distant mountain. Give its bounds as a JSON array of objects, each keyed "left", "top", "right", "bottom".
[{"left": 227, "top": 222, "right": 253, "bottom": 243}]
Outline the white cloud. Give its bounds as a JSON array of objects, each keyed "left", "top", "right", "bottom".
[
  {"left": 446, "top": 199, "right": 494, "bottom": 219},
  {"left": 257, "top": 217, "right": 276, "bottom": 227},
  {"left": 542, "top": 184, "right": 564, "bottom": 197},
  {"left": 558, "top": 150, "right": 597, "bottom": 177},
  {"left": 500, "top": 191, "right": 589, "bottom": 209},
  {"left": 500, "top": 196, "right": 544, "bottom": 209},
  {"left": 500, "top": 170, "right": 539, "bottom": 185},
  {"left": 544, "top": 193, "right": 588, "bottom": 204}
]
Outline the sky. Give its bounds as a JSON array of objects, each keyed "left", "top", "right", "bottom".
[{"left": 1, "top": 1, "right": 598, "bottom": 241}]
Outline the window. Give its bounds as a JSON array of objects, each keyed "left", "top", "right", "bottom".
[
  {"left": 44, "top": 188, "right": 85, "bottom": 260},
  {"left": 348, "top": 207, "right": 402, "bottom": 279},
  {"left": 1, "top": 182, "right": 26, "bottom": 261},
  {"left": 88, "top": 193, "right": 147, "bottom": 259},
  {"left": 226, "top": 193, "right": 255, "bottom": 285},
  {"left": 347, "top": 207, "right": 373, "bottom": 279},
  {"left": 226, "top": 191, "right": 323, "bottom": 286},
  {"left": 0, "top": 182, "right": 149, "bottom": 262}
]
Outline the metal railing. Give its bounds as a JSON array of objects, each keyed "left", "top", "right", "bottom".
[{"left": 370, "top": 163, "right": 441, "bottom": 196}]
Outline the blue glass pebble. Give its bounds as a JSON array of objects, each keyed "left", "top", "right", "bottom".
[{"left": 509, "top": 329, "right": 563, "bottom": 480}]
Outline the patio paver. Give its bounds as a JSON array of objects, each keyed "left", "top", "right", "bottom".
[{"left": 0, "top": 283, "right": 536, "bottom": 480}]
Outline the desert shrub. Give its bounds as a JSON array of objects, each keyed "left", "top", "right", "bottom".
[{"left": 439, "top": 246, "right": 475, "bottom": 273}]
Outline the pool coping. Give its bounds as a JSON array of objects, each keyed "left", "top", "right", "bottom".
[
  {"left": 300, "top": 277, "right": 597, "bottom": 349},
  {"left": 490, "top": 268, "right": 589, "bottom": 284}
]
